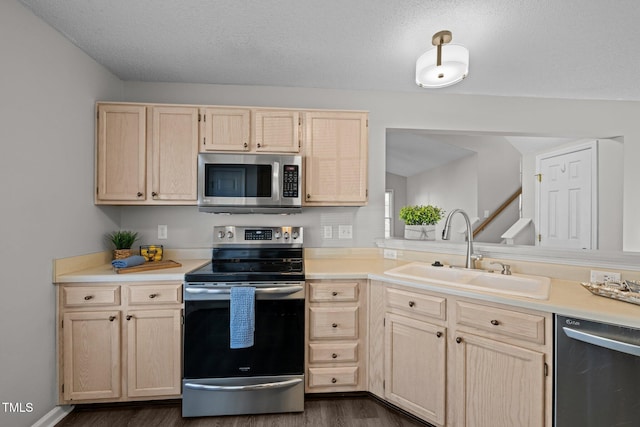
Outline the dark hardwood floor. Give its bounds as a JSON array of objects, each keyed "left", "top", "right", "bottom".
[{"left": 56, "top": 396, "right": 431, "bottom": 427}]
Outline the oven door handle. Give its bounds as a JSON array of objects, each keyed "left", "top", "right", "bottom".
[
  {"left": 562, "top": 326, "right": 640, "bottom": 357},
  {"left": 183, "top": 378, "right": 302, "bottom": 392},
  {"left": 185, "top": 285, "right": 304, "bottom": 295}
]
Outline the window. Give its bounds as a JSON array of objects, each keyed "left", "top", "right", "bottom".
[{"left": 385, "top": 190, "right": 394, "bottom": 238}]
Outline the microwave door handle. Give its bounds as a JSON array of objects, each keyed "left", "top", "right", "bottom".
[
  {"left": 185, "top": 285, "right": 303, "bottom": 295},
  {"left": 184, "top": 378, "right": 302, "bottom": 392},
  {"left": 273, "top": 161, "right": 280, "bottom": 201},
  {"left": 562, "top": 327, "right": 640, "bottom": 357}
]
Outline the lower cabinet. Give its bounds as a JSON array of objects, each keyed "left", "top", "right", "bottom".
[
  {"left": 370, "top": 280, "right": 552, "bottom": 427},
  {"left": 305, "top": 280, "right": 368, "bottom": 392},
  {"left": 385, "top": 313, "right": 446, "bottom": 425},
  {"left": 58, "top": 282, "right": 182, "bottom": 403}
]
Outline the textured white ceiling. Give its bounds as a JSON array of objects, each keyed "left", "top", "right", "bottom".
[{"left": 17, "top": 0, "right": 640, "bottom": 100}]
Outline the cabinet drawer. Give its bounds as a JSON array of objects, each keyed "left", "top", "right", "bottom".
[
  {"left": 308, "top": 366, "right": 359, "bottom": 388},
  {"left": 63, "top": 286, "right": 120, "bottom": 307},
  {"left": 386, "top": 287, "right": 446, "bottom": 320},
  {"left": 309, "top": 307, "right": 358, "bottom": 340},
  {"left": 456, "top": 301, "right": 546, "bottom": 344},
  {"left": 127, "top": 283, "right": 182, "bottom": 305},
  {"left": 309, "top": 342, "right": 358, "bottom": 363},
  {"left": 309, "top": 281, "right": 359, "bottom": 302}
]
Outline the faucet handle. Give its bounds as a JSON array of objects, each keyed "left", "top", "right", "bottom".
[{"left": 491, "top": 261, "right": 511, "bottom": 275}]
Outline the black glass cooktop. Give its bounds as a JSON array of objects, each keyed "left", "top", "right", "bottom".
[{"left": 185, "top": 247, "right": 304, "bottom": 283}]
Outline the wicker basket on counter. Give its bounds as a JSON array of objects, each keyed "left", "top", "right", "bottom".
[{"left": 113, "top": 249, "right": 133, "bottom": 260}]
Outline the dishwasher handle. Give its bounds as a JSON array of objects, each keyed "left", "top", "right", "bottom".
[{"left": 562, "top": 326, "right": 640, "bottom": 357}]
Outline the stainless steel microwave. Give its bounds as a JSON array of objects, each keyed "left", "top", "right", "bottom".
[{"left": 198, "top": 153, "right": 302, "bottom": 214}]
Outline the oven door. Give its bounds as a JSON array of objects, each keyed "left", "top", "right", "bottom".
[{"left": 183, "top": 284, "right": 305, "bottom": 379}]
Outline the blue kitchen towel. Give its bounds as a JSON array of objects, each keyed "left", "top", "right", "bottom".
[
  {"left": 111, "top": 255, "right": 146, "bottom": 269},
  {"left": 230, "top": 286, "right": 256, "bottom": 349}
]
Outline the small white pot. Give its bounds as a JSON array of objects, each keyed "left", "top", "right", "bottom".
[{"left": 404, "top": 224, "right": 436, "bottom": 240}]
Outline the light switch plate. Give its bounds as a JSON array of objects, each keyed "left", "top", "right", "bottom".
[{"left": 590, "top": 269, "right": 620, "bottom": 282}]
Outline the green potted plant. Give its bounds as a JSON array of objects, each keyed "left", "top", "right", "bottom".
[
  {"left": 107, "top": 230, "right": 139, "bottom": 260},
  {"left": 399, "top": 205, "right": 444, "bottom": 240}
]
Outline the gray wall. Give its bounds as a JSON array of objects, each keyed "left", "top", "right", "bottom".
[{"left": 0, "top": 1, "right": 122, "bottom": 426}]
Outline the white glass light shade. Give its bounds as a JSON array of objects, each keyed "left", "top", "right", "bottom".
[{"left": 415, "top": 44, "right": 469, "bottom": 88}]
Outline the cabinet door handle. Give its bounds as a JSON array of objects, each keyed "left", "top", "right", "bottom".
[
  {"left": 137, "top": 192, "right": 143, "bottom": 197},
  {"left": 149, "top": 293, "right": 159, "bottom": 299},
  {"left": 456, "top": 337, "right": 462, "bottom": 344},
  {"left": 109, "top": 316, "right": 116, "bottom": 322},
  {"left": 490, "top": 319, "right": 500, "bottom": 326},
  {"left": 332, "top": 353, "right": 338, "bottom": 359},
  {"left": 257, "top": 143, "right": 261, "bottom": 148},
  {"left": 306, "top": 194, "right": 311, "bottom": 199},
  {"left": 332, "top": 291, "right": 338, "bottom": 296},
  {"left": 151, "top": 191, "right": 158, "bottom": 197},
  {"left": 436, "top": 331, "right": 443, "bottom": 338},
  {"left": 408, "top": 301, "right": 415, "bottom": 307},
  {"left": 126, "top": 315, "right": 133, "bottom": 320},
  {"left": 84, "top": 295, "right": 94, "bottom": 300},
  {"left": 243, "top": 142, "right": 248, "bottom": 148},
  {"left": 331, "top": 378, "right": 337, "bottom": 384},
  {"left": 332, "top": 323, "right": 338, "bottom": 328}
]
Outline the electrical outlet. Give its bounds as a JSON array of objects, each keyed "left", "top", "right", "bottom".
[
  {"left": 158, "top": 224, "right": 168, "bottom": 240},
  {"left": 323, "top": 226, "right": 333, "bottom": 239},
  {"left": 384, "top": 249, "right": 397, "bottom": 259},
  {"left": 590, "top": 269, "right": 621, "bottom": 283},
  {"left": 338, "top": 225, "right": 353, "bottom": 239}
]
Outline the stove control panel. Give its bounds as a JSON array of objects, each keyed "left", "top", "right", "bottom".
[{"left": 213, "top": 226, "right": 303, "bottom": 246}]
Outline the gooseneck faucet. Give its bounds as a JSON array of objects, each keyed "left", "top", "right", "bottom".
[{"left": 441, "top": 209, "right": 481, "bottom": 269}]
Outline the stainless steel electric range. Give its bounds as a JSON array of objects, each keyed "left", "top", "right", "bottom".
[{"left": 182, "top": 226, "right": 305, "bottom": 418}]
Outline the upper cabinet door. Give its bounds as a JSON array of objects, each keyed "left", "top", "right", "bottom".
[
  {"left": 253, "top": 110, "right": 300, "bottom": 153},
  {"left": 200, "top": 108, "right": 250, "bottom": 152},
  {"left": 96, "top": 104, "right": 146, "bottom": 202},
  {"left": 303, "top": 111, "right": 368, "bottom": 206},
  {"left": 150, "top": 107, "right": 199, "bottom": 201}
]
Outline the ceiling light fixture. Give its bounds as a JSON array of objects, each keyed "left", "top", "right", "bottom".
[{"left": 415, "top": 30, "right": 469, "bottom": 88}]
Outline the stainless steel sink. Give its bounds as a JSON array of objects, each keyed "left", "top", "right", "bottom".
[{"left": 384, "top": 262, "right": 550, "bottom": 300}]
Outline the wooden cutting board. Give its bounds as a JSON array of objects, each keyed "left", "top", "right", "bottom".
[{"left": 115, "top": 260, "right": 182, "bottom": 274}]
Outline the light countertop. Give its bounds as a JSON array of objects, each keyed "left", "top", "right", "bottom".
[
  {"left": 54, "top": 252, "right": 640, "bottom": 329},
  {"left": 54, "top": 258, "right": 209, "bottom": 283},
  {"left": 305, "top": 257, "right": 640, "bottom": 330}
]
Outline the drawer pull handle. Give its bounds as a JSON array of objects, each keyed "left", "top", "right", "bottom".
[
  {"left": 332, "top": 323, "right": 338, "bottom": 328},
  {"left": 332, "top": 353, "right": 338, "bottom": 359},
  {"left": 436, "top": 331, "right": 443, "bottom": 338},
  {"left": 456, "top": 337, "right": 462, "bottom": 344},
  {"left": 408, "top": 301, "right": 415, "bottom": 307},
  {"left": 109, "top": 316, "right": 116, "bottom": 322},
  {"left": 490, "top": 319, "right": 500, "bottom": 326},
  {"left": 331, "top": 378, "right": 337, "bottom": 384},
  {"left": 84, "top": 295, "right": 94, "bottom": 300},
  {"left": 332, "top": 291, "right": 338, "bottom": 296},
  {"left": 149, "top": 293, "right": 159, "bottom": 299},
  {"left": 126, "top": 315, "right": 133, "bottom": 320}
]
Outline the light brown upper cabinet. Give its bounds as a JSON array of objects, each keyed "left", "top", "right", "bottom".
[
  {"left": 199, "top": 107, "right": 251, "bottom": 152},
  {"left": 303, "top": 111, "right": 368, "bottom": 206},
  {"left": 96, "top": 104, "right": 147, "bottom": 202},
  {"left": 253, "top": 109, "right": 301, "bottom": 153},
  {"left": 95, "top": 103, "right": 199, "bottom": 205}
]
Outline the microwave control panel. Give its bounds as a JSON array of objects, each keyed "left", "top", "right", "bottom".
[{"left": 283, "top": 165, "right": 299, "bottom": 198}]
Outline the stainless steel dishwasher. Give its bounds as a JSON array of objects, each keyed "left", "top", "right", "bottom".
[{"left": 555, "top": 315, "right": 640, "bottom": 426}]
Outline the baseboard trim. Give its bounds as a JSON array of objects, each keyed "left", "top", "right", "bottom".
[{"left": 31, "top": 405, "right": 74, "bottom": 427}]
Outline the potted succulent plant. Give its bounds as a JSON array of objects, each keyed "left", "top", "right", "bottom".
[
  {"left": 399, "top": 205, "right": 444, "bottom": 240},
  {"left": 107, "top": 230, "right": 139, "bottom": 260}
]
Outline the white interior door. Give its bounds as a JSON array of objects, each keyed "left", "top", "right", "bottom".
[{"left": 536, "top": 142, "right": 597, "bottom": 249}]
